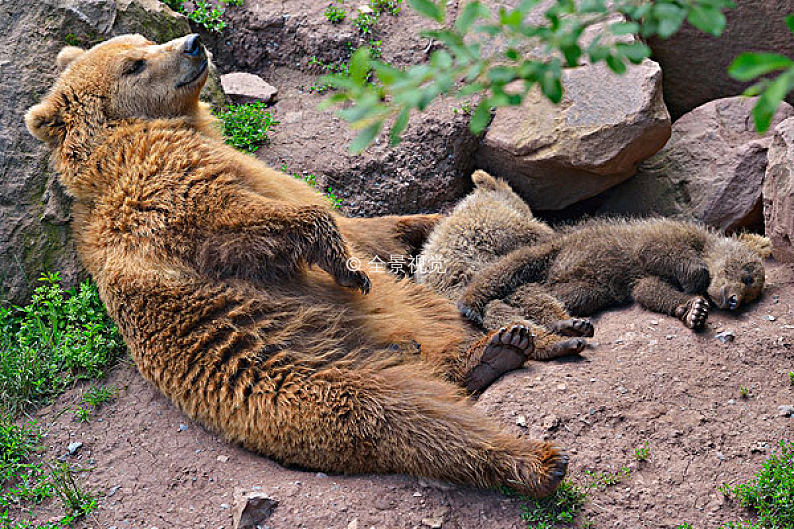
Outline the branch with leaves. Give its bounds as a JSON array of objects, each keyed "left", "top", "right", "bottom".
[
  {"left": 728, "top": 14, "right": 794, "bottom": 132},
  {"left": 321, "top": 0, "right": 739, "bottom": 152}
]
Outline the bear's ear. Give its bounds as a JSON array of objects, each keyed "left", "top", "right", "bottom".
[
  {"left": 25, "top": 99, "right": 64, "bottom": 144},
  {"left": 56, "top": 46, "right": 86, "bottom": 71},
  {"left": 736, "top": 233, "right": 772, "bottom": 259}
]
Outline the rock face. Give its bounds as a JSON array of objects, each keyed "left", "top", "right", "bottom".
[
  {"left": 649, "top": 0, "right": 794, "bottom": 120},
  {"left": 598, "top": 97, "right": 794, "bottom": 231},
  {"left": 475, "top": 59, "right": 671, "bottom": 211},
  {"left": 0, "top": 0, "right": 222, "bottom": 304},
  {"left": 221, "top": 72, "right": 278, "bottom": 104},
  {"left": 764, "top": 117, "right": 794, "bottom": 262}
]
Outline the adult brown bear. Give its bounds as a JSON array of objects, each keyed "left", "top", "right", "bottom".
[{"left": 25, "top": 34, "right": 567, "bottom": 496}]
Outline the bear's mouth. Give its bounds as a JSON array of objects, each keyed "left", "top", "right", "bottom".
[{"left": 177, "top": 59, "right": 208, "bottom": 88}]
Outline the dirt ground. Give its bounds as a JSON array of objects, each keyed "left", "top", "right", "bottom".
[{"left": 22, "top": 261, "right": 792, "bottom": 529}]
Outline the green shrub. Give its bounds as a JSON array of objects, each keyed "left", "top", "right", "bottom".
[
  {"left": 0, "top": 274, "right": 123, "bottom": 415},
  {"left": 214, "top": 102, "right": 279, "bottom": 153},
  {"left": 719, "top": 440, "right": 794, "bottom": 529},
  {"left": 325, "top": 2, "right": 347, "bottom": 23}
]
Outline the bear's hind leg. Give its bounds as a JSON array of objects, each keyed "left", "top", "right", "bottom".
[
  {"left": 631, "top": 276, "right": 709, "bottom": 330},
  {"left": 461, "top": 323, "right": 534, "bottom": 392},
  {"left": 551, "top": 281, "right": 614, "bottom": 317},
  {"left": 255, "top": 365, "right": 567, "bottom": 497},
  {"left": 506, "top": 284, "right": 594, "bottom": 337}
]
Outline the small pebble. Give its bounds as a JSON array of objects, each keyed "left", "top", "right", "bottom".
[
  {"left": 178, "top": 423, "right": 188, "bottom": 432},
  {"left": 316, "top": 472, "right": 328, "bottom": 478},
  {"left": 715, "top": 331, "right": 736, "bottom": 343},
  {"left": 515, "top": 415, "right": 528, "bottom": 428},
  {"left": 762, "top": 315, "right": 777, "bottom": 321},
  {"left": 220, "top": 503, "right": 230, "bottom": 510},
  {"left": 617, "top": 386, "right": 628, "bottom": 395},
  {"left": 778, "top": 405, "right": 794, "bottom": 417},
  {"left": 67, "top": 442, "right": 83, "bottom": 455},
  {"left": 413, "top": 491, "right": 423, "bottom": 497},
  {"left": 216, "top": 455, "right": 229, "bottom": 463},
  {"left": 727, "top": 399, "right": 735, "bottom": 405}
]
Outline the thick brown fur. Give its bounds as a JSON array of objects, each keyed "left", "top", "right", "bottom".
[
  {"left": 458, "top": 217, "right": 769, "bottom": 331},
  {"left": 417, "top": 171, "right": 593, "bottom": 358},
  {"left": 25, "top": 35, "right": 568, "bottom": 496}
]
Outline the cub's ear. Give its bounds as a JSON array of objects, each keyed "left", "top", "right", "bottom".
[
  {"left": 25, "top": 99, "right": 63, "bottom": 144},
  {"left": 472, "top": 169, "right": 498, "bottom": 191},
  {"left": 736, "top": 233, "right": 772, "bottom": 259},
  {"left": 56, "top": 46, "right": 85, "bottom": 71}
]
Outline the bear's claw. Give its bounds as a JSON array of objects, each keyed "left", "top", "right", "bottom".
[
  {"left": 676, "top": 297, "right": 709, "bottom": 330},
  {"left": 549, "top": 318, "right": 594, "bottom": 337}
]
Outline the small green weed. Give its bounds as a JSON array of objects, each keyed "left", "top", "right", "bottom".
[
  {"left": 519, "top": 480, "right": 588, "bottom": 529},
  {"left": 0, "top": 274, "right": 123, "bottom": 416},
  {"left": 214, "top": 102, "right": 279, "bottom": 153},
  {"left": 788, "top": 371, "right": 793, "bottom": 385},
  {"left": 635, "top": 441, "right": 650, "bottom": 462},
  {"left": 353, "top": 10, "right": 378, "bottom": 35},
  {"left": 740, "top": 385, "right": 750, "bottom": 399},
  {"left": 162, "top": 0, "right": 243, "bottom": 32},
  {"left": 718, "top": 440, "right": 794, "bottom": 529},
  {"left": 675, "top": 524, "right": 693, "bottom": 529},
  {"left": 583, "top": 467, "right": 631, "bottom": 490},
  {"left": 281, "top": 165, "right": 343, "bottom": 209},
  {"left": 0, "top": 417, "right": 95, "bottom": 527},
  {"left": 73, "top": 385, "right": 116, "bottom": 423},
  {"left": 324, "top": 2, "right": 346, "bottom": 23},
  {"left": 370, "top": 0, "right": 401, "bottom": 15}
]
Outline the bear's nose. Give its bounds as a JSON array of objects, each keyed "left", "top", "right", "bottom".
[
  {"left": 728, "top": 295, "right": 739, "bottom": 310},
  {"left": 184, "top": 34, "right": 202, "bottom": 57}
]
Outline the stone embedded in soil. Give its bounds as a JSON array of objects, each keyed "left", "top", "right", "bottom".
[
  {"left": 67, "top": 441, "right": 83, "bottom": 455},
  {"left": 233, "top": 490, "right": 279, "bottom": 529},
  {"left": 476, "top": 59, "right": 670, "bottom": 211},
  {"left": 599, "top": 97, "right": 794, "bottom": 231},
  {"left": 778, "top": 405, "right": 794, "bottom": 417},
  {"left": 764, "top": 117, "right": 794, "bottom": 262},
  {"left": 715, "top": 331, "right": 736, "bottom": 343},
  {"left": 220, "top": 72, "right": 278, "bottom": 104}
]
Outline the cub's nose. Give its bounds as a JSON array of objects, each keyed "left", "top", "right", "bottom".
[
  {"left": 184, "top": 34, "right": 202, "bottom": 57},
  {"left": 728, "top": 295, "right": 739, "bottom": 310}
]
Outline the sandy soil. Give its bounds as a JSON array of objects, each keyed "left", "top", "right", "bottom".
[{"left": 20, "top": 261, "right": 793, "bottom": 529}]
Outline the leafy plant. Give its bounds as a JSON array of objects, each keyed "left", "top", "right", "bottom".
[
  {"left": 162, "top": 0, "right": 243, "bottom": 32},
  {"left": 635, "top": 441, "right": 650, "bottom": 462},
  {"left": 788, "top": 371, "right": 794, "bottom": 385},
  {"left": 740, "top": 385, "right": 750, "bottom": 398},
  {"left": 675, "top": 524, "right": 693, "bottom": 529},
  {"left": 214, "top": 102, "right": 279, "bottom": 153},
  {"left": 584, "top": 467, "right": 631, "bottom": 490},
  {"left": 325, "top": 2, "right": 347, "bottom": 23},
  {"left": 0, "top": 417, "right": 95, "bottom": 528},
  {"left": 320, "top": 0, "right": 735, "bottom": 152},
  {"left": 0, "top": 274, "right": 123, "bottom": 415},
  {"left": 72, "top": 385, "right": 116, "bottom": 423},
  {"left": 370, "top": 0, "right": 402, "bottom": 15},
  {"left": 520, "top": 480, "right": 588, "bottom": 529},
  {"left": 353, "top": 10, "right": 378, "bottom": 35},
  {"left": 718, "top": 440, "right": 794, "bottom": 529},
  {"left": 728, "top": 14, "right": 794, "bottom": 132}
]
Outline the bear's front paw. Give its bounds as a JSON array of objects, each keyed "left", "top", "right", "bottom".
[
  {"left": 675, "top": 297, "right": 709, "bottom": 330},
  {"left": 334, "top": 267, "right": 371, "bottom": 294}
]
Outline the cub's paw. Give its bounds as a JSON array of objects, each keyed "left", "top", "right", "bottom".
[
  {"left": 545, "top": 337, "right": 587, "bottom": 358},
  {"left": 675, "top": 297, "right": 709, "bottom": 330},
  {"left": 507, "top": 443, "right": 569, "bottom": 498},
  {"left": 548, "top": 318, "right": 594, "bottom": 337},
  {"left": 329, "top": 263, "right": 370, "bottom": 294},
  {"left": 465, "top": 324, "right": 533, "bottom": 393}
]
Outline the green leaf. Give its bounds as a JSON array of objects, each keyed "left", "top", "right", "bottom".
[
  {"left": 605, "top": 54, "right": 627, "bottom": 74},
  {"left": 455, "top": 1, "right": 488, "bottom": 33},
  {"left": 390, "top": 107, "right": 410, "bottom": 145},
  {"left": 488, "top": 65, "right": 516, "bottom": 84},
  {"left": 752, "top": 69, "right": 794, "bottom": 132},
  {"left": 349, "top": 47, "right": 371, "bottom": 85},
  {"left": 409, "top": 0, "right": 444, "bottom": 22},
  {"left": 687, "top": 5, "right": 726, "bottom": 36},
  {"left": 653, "top": 4, "right": 685, "bottom": 39},
  {"left": 540, "top": 71, "right": 562, "bottom": 103},
  {"left": 728, "top": 52, "right": 794, "bottom": 82},
  {"left": 561, "top": 44, "right": 582, "bottom": 66},
  {"left": 373, "top": 62, "right": 405, "bottom": 85},
  {"left": 469, "top": 99, "right": 492, "bottom": 134},
  {"left": 786, "top": 13, "right": 794, "bottom": 33},
  {"left": 609, "top": 21, "right": 640, "bottom": 35},
  {"left": 350, "top": 121, "right": 383, "bottom": 153},
  {"left": 616, "top": 41, "right": 651, "bottom": 64},
  {"left": 742, "top": 81, "right": 766, "bottom": 97}
]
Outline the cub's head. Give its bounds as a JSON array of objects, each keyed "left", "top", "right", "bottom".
[
  {"left": 25, "top": 34, "right": 209, "bottom": 148},
  {"left": 707, "top": 233, "right": 770, "bottom": 310}
]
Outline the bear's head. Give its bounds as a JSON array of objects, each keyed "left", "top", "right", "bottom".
[
  {"left": 25, "top": 33, "right": 210, "bottom": 150},
  {"left": 706, "top": 233, "right": 770, "bottom": 311}
]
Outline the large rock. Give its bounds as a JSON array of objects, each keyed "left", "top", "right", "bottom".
[
  {"left": 598, "top": 97, "right": 794, "bottom": 231},
  {"left": 221, "top": 72, "right": 278, "bottom": 104},
  {"left": 475, "top": 59, "right": 671, "bottom": 211},
  {"left": 649, "top": 0, "right": 794, "bottom": 120},
  {"left": 0, "top": 0, "right": 222, "bottom": 304},
  {"left": 764, "top": 117, "right": 794, "bottom": 262}
]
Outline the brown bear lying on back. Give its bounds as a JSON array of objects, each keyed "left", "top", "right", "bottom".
[{"left": 25, "top": 34, "right": 569, "bottom": 496}]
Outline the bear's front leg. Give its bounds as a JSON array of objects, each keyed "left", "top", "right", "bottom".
[{"left": 632, "top": 276, "right": 709, "bottom": 330}]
